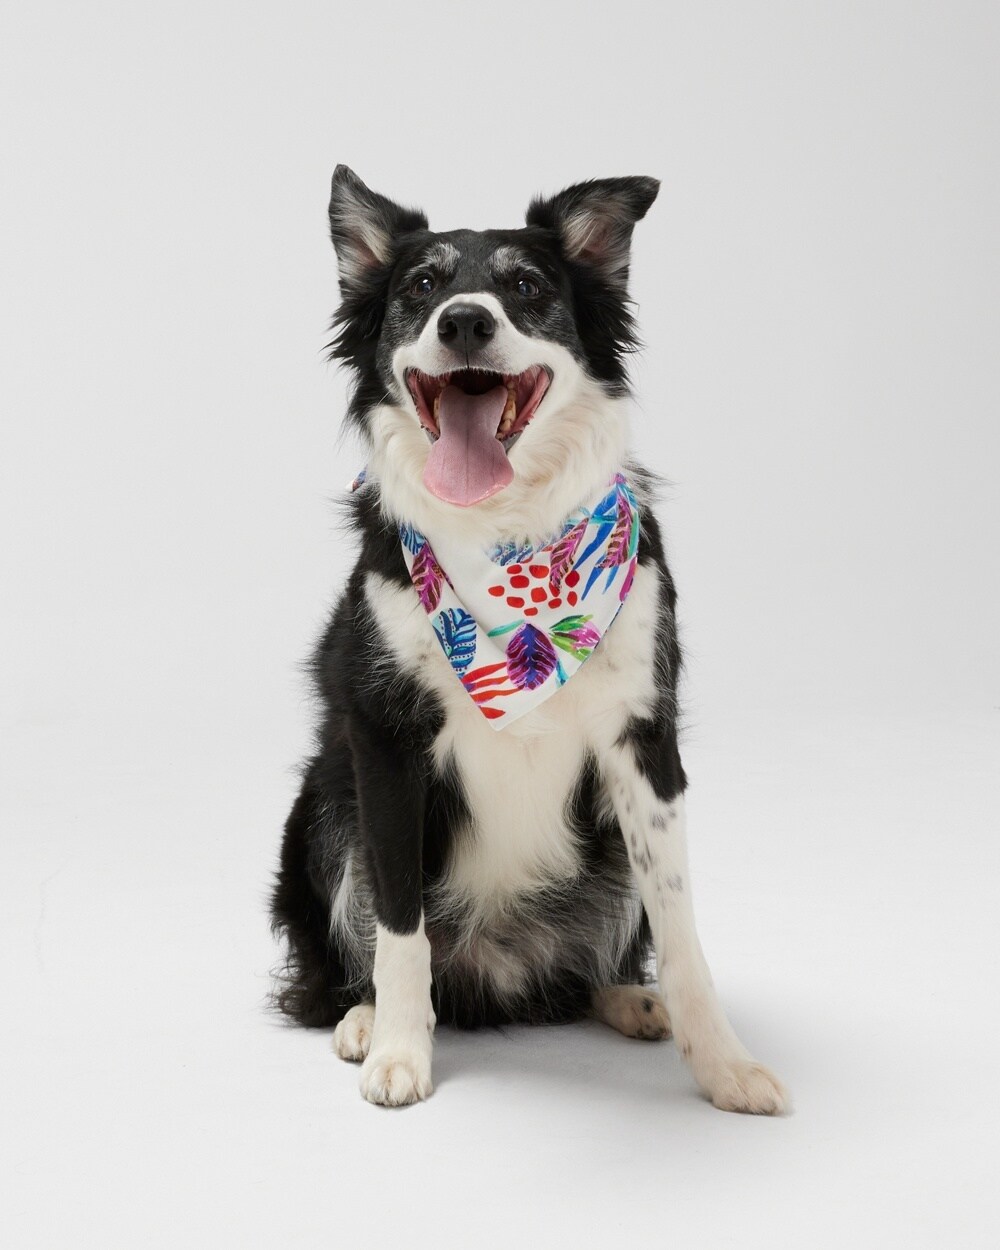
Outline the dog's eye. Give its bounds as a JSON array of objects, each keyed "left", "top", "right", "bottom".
[
  {"left": 411, "top": 273, "right": 435, "bottom": 297},
  {"left": 516, "top": 276, "right": 540, "bottom": 298}
]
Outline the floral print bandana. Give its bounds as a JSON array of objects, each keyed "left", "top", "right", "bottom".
[{"left": 398, "top": 473, "right": 640, "bottom": 729}]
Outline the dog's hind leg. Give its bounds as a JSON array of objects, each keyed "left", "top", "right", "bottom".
[
  {"left": 590, "top": 985, "right": 671, "bottom": 1040},
  {"left": 602, "top": 730, "right": 789, "bottom": 1115},
  {"left": 271, "top": 770, "right": 355, "bottom": 1028}
]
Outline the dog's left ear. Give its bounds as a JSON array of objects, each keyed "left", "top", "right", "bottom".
[
  {"left": 328, "top": 165, "right": 428, "bottom": 295},
  {"left": 526, "top": 176, "right": 660, "bottom": 291}
]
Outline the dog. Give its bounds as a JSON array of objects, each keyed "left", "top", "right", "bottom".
[{"left": 270, "top": 165, "right": 787, "bottom": 1114}]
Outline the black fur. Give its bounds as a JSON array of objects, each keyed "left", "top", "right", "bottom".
[{"left": 271, "top": 169, "right": 684, "bottom": 1031}]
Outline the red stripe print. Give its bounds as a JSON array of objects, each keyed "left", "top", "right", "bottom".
[
  {"left": 464, "top": 673, "right": 514, "bottom": 690},
  {"left": 464, "top": 661, "right": 507, "bottom": 683},
  {"left": 470, "top": 687, "right": 520, "bottom": 703}
]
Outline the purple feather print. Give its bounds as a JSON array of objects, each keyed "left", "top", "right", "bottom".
[
  {"left": 599, "top": 491, "right": 633, "bottom": 568},
  {"left": 619, "top": 556, "right": 637, "bottom": 602},
  {"left": 411, "top": 542, "right": 445, "bottom": 612},
  {"left": 505, "top": 623, "right": 558, "bottom": 691},
  {"left": 548, "top": 519, "right": 588, "bottom": 594}
]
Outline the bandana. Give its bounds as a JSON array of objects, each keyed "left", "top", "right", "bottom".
[{"left": 397, "top": 473, "right": 640, "bottom": 729}]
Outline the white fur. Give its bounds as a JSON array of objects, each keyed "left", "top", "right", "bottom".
[
  {"left": 328, "top": 850, "right": 375, "bottom": 990},
  {"left": 359, "top": 921, "right": 435, "bottom": 1107}
]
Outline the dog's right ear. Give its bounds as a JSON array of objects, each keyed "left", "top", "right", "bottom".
[{"left": 328, "top": 166, "right": 428, "bottom": 296}]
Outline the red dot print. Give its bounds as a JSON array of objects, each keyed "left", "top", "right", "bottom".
[
  {"left": 488, "top": 585, "right": 504, "bottom": 597},
  {"left": 524, "top": 607, "right": 538, "bottom": 617},
  {"left": 549, "top": 598, "right": 562, "bottom": 608},
  {"left": 567, "top": 591, "right": 578, "bottom": 606},
  {"left": 565, "top": 570, "right": 581, "bottom": 587},
  {"left": 530, "top": 587, "right": 547, "bottom": 603},
  {"left": 510, "top": 575, "right": 530, "bottom": 588},
  {"left": 508, "top": 564, "right": 522, "bottom": 574},
  {"left": 529, "top": 564, "right": 548, "bottom": 579},
  {"left": 507, "top": 596, "right": 525, "bottom": 608}
]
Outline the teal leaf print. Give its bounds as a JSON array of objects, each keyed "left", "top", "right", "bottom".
[
  {"left": 550, "top": 614, "right": 595, "bottom": 636},
  {"left": 550, "top": 613, "right": 600, "bottom": 662},
  {"left": 433, "top": 608, "right": 477, "bottom": 675},
  {"left": 550, "top": 616, "right": 601, "bottom": 649}
]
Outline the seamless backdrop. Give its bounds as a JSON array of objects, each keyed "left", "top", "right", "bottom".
[{"left": 2, "top": 3, "right": 998, "bottom": 1248}]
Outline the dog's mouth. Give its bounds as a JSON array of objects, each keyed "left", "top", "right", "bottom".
[{"left": 405, "top": 366, "right": 551, "bottom": 507}]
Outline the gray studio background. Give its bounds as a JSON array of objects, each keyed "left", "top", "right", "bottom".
[{"left": 2, "top": 3, "right": 998, "bottom": 1248}]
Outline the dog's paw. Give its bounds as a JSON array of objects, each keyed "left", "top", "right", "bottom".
[
  {"left": 592, "top": 985, "right": 672, "bottom": 1040},
  {"left": 699, "top": 1057, "right": 789, "bottom": 1115},
  {"left": 360, "top": 1047, "right": 433, "bottom": 1107},
  {"left": 333, "top": 1002, "right": 375, "bottom": 1063}
]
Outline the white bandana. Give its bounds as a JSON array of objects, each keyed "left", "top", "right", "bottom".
[{"left": 397, "top": 473, "right": 640, "bottom": 729}]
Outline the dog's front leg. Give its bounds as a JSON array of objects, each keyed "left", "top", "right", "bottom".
[
  {"left": 604, "top": 726, "right": 788, "bottom": 1114},
  {"left": 350, "top": 719, "right": 435, "bottom": 1107}
]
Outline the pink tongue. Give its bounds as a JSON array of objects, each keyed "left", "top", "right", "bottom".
[{"left": 422, "top": 384, "right": 513, "bottom": 506}]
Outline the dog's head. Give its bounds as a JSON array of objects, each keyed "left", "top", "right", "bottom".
[{"left": 327, "top": 166, "right": 658, "bottom": 523}]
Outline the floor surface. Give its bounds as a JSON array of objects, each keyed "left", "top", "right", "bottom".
[{"left": 3, "top": 705, "right": 998, "bottom": 1248}]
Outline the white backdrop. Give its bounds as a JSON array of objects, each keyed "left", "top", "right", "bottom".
[{"left": 2, "top": 3, "right": 998, "bottom": 1248}]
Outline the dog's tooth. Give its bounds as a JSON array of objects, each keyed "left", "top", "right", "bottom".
[
  {"left": 498, "top": 387, "right": 517, "bottom": 439},
  {"left": 433, "top": 392, "right": 441, "bottom": 426}
]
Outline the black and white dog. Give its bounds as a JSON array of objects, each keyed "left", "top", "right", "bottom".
[{"left": 271, "top": 166, "right": 787, "bottom": 1114}]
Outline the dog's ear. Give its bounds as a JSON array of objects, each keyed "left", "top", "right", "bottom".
[
  {"left": 328, "top": 165, "right": 428, "bottom": 295},
  {"left": 525, "top": 176, "right": 660, "bottom": 290}
]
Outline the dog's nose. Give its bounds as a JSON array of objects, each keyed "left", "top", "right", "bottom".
[{"left": 437, "top": 302, "right": 496, "bottom": 354}]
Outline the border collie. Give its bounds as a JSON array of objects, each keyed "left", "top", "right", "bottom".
[{"left": 270, "top": 165, "right": 787, "bottom": 1114}]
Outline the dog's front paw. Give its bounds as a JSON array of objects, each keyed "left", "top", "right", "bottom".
[
  {"left": 360, "top": 1047, "right": 433, "bottom": 1107},
  {"left": 333, "top": 1002, "right": 375, "bottom": 1062},
  {"left": 698, "top": 1057, "right": 789, "bottom": 1115}
]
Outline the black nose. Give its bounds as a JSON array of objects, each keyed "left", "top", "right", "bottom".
[{"left": 437, "top": 302, "right": 496, "bottom": 354}]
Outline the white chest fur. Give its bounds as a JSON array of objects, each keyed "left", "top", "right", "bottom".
[{"left": 364, "top": 564, "right": 661, "bottom": 915}]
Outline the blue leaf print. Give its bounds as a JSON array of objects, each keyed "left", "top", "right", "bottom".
[
  {"left": 582, "top": 559, "right": 607, "bottom": 599},
  {"left": 573, "top": 522, "right": 612, "bottom": 576},
  {"left": 433, "top": 608, "right": 477, "bottom": 675},
  {"left": 399, "top": 522, "right": 426, "bottom": 556},
  {"left": 589, "top": 483, "right": 620, "bottom": 523},
  {"left": 489, "top": 538, "right": 535, "bottom": 566}
]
